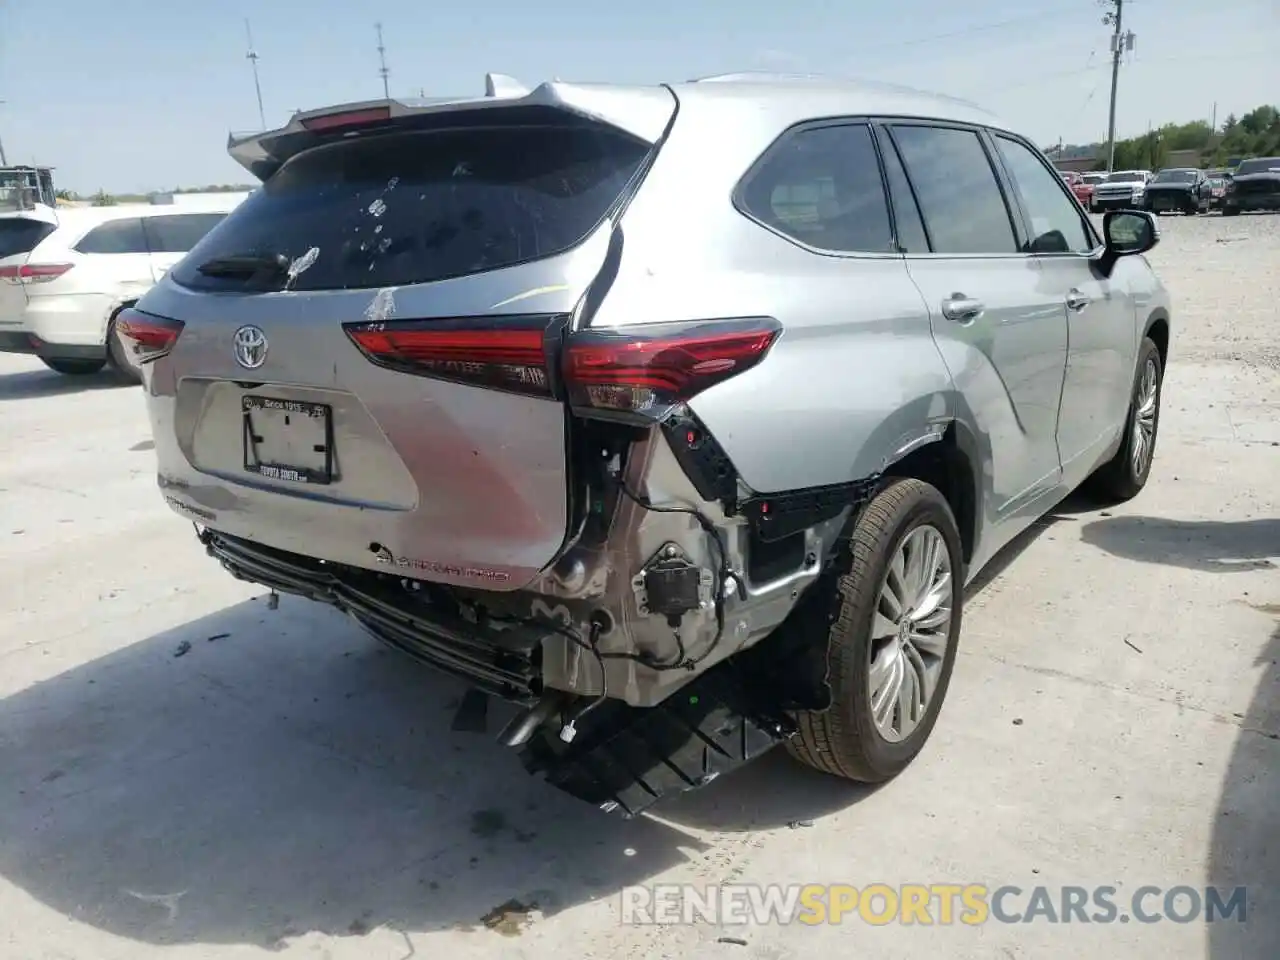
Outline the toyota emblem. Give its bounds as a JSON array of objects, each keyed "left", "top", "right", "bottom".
[{"left": 233, "top": 325, "right": 268, "bottom": 369}]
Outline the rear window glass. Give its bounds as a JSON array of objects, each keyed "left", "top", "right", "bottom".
[
  {"left": 0, "top": 218, "right": 56, "bottom": 259},
  {"left": 171, "top": 122, "right": 651, "bottom": 292},
  {"left": 143, "top": 213, "right": 228, "bottom": 253}
]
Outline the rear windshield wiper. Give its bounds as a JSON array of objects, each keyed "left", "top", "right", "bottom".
[{"left": 196, "top": 252, "right": 290, "bottom": 280}]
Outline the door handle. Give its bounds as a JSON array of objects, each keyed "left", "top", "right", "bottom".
[
  {"left": 941, "top": 295, "right": 984, "bottom": 323},
  {"left": 1065, "top": 289, "right": 1090, "bottom": 312}
]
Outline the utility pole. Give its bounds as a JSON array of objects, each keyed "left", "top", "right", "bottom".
[
  {"left": 244, "top": 20, "right": 266, "bottom": 131},
  {"left": 1102, "top": 0, "right": 1136, "bottom": 173},
  {"left": 0, "top": 99, "right": 8, "bottom": 166},
  {"left": 376, "top": 23, "right": 391, "bottom": 99}
]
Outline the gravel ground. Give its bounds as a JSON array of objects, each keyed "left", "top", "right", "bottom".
[{"left": 0, "top": 214, "right": 1276, "bottom": 960}]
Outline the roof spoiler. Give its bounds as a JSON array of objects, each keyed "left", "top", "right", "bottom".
[{"left": 226, "top": 72, "right": 676, "bottom": 182}]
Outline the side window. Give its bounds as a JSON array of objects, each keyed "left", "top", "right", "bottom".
[
  {"left": 992, "top": 135, "right": 1093, "bottom": 254},
  {"left": 74, "top": 218, "right": 148, "bottom": 255},
  {"left": 143, "top": 213, "right": 229, "bottom": 254},
  {"left": 887, "top": 125, "right": 1018, "bottom": 255},
  {"left": 738, "top": 123, "right": 895, "bottom": 254},
  {"left": 875, "top": 129, "right": 930, "bottom": 253}
]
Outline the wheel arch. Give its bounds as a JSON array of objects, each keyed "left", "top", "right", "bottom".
[
  {"left": 1143, "top": 309, "right": 1169, "bottom": 371},
  {"left": 881, "top": 420, "right": 981, "bottom": 568}
]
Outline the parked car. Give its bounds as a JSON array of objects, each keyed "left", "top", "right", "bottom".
[
  {"left": 0, "top": 198, "right": 244, "bottom": 379},
  {"left": 1221, "top": 156, "right": 1280, "bottom": 215},
  {"left": 1201, "top": 175, "right": 1229, "bottom": 210},
  {"left": 1079, "top": 172, "right": 1109, "bottom": 211},
  {"left": 1060, "top": 171, "right": 1096, "bottom": 208},
  {"left": 123, "top": 73, "right": 1172, "bottom": 816},
  {"left": 1091, "top": 169, "right": 1151, "bottom": 210},
  {"left": 1144, "top": 168, "right": 1210, "bottom": 215}
]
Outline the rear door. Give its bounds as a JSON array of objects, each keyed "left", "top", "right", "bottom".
[
  {"left": 882, "top": 121, "right": 1069, "bottom": 520},
  {"left": 141, "top": 112, "right": 661, "bottom": 588},
  {"left": 142, "top": 212, "right": 229, "bottom": 281},
  {"left": 986, "top": 132, "right": 1136, "bottom": 478}
]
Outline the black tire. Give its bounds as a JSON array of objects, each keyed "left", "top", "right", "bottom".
[
  {"left": 40, "top": 357, "right": 106, "bottom": 376},
  {"left": 786, "top": 478, "right": 964, "bottom": 784},
  {"left": 1085, "top": 336, "right": 1163, "bottom": 503},
  {"left": 106, "top": 311, "right": 142, "bottom": 384},
  {"left": 1222, "top": 207, "right": 1240, "bottom": 217}
]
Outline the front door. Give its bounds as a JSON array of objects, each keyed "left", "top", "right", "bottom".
[
  {"left": 142, "top": 212, "right": 229, "bottom": 283},
  {"left": 882, "top": 122, "right": 1069, "bottom": 520},
  {"left": 986, "top": 132, "right": 1138, "bottom": 481}
]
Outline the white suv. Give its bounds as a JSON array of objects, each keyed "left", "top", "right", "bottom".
[{"left": 0, "top": 197, "right": 244, "bottom": 380}]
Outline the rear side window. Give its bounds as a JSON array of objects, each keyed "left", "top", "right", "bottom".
[
  {"left": 888, "top": 125, "right": 1018, "bottom": 255},
  {"left": 171, "top": 121, "right": 650, "bottom": 292},
  {"left": 143, "top": 213, "right": 228, "bottom": 253},
  {"left": 737, "top": 123, "right": 895, "bottom": 254},
  {"left": 75, "top": 218, "right": 148, "bottom": 254},
  {"left": 0, "top": 218, "right": 56, "bottom": 259}
]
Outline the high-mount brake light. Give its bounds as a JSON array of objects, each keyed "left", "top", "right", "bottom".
[
  {"left": 563, "top": 317, "right": 782, "bottom": 422},
  {"left": 343, "top": 316, "right": 559, "bottom": 397},
  {"left": 115, "top": 307, "right": 185, "bottom": 363},
  {"left": 0, "top": 263, "right": 73, "bottom": 284},
  {"left": 301, "top": 106, "right": 393, "bottom": 132}
]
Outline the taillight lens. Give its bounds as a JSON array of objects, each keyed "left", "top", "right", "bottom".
[
  {"left": 115, "top": 307, "right": 185, "bottom": 363},
  {"left": 301, "top": 106, "right": 393, "bottom": 132},
  {"left": 343, "top": 315, "right": 559, "bottom": 397},
  {"left": 563, "top": 317, "right": 782, "bottom": 422},
  {"left": 0, "top": 263, "right": 73, "bottom": 285}
]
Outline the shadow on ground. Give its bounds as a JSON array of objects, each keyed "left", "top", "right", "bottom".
[
  {"left": 1080, "top": 515, "right": 1279, "bottom": 572},
  {"left": 0, "top": 366, "right": 134, "bottom": 402},
  {"left": 0, "top": 593, "right": 878, "bottom": 949},
  {"left": 1209, "top": 620, "right": 1280, "bottom": 958}
]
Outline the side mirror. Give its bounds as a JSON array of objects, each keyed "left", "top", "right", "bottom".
[
  {"left": 1095, "top": 210, "right": 1159, "bottom": 277},
  {"left": 1103, "top": 209, "right": 1159, "bottom": 255}
]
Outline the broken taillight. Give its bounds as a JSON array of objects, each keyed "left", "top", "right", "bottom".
[
  {"left": 115, "top": 307, "right": 185, "bottom": 363},
  {"left": 563, "top": 318, "right": 782, "bottom": 422},
  {"left": 343, "top": 316, "right": 559, "bottom": 397},
  {"left": 0, "top": 263, "right": 73, "bottom": 284}
]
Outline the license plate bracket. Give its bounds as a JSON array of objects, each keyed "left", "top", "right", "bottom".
[{"left": 242, "top": 395, "right": 334, "bottom": 485}]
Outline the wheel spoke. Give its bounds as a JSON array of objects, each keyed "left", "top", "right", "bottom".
[
  {"left": 902, "top": 641, "right": 932, "bottom": 721},
  {"left": 867, "top": 522, "right": 956, "bottom": 744},
  {"left": 870, "top": 650, "right": 903, "bottom": 730},
  {"left": 909, "top": 625, "right": 949, "bottom": 659}
]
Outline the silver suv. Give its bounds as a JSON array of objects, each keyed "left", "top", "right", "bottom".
[{"left": 125, "top": 72, "right": 1172, "bottom": 816}]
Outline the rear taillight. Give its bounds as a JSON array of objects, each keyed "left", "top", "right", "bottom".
[
  {"left": 115, "top": 307, "right": 185, "bottom": 363},
  {"left": 342, "top": 314, "right": 782, "bottom": 421},
  {"left": 343, "top": 315, "right": 558, "bottom": 397},
  {"left": 0, "top": 263, "right": 73, "bottom": 285},
  {"left": 563, "top": 318, "right": 781, "bottom": 422}
]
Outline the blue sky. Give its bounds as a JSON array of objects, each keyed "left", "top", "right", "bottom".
[{"left": 2, "top": 0, "right": 1277, "bottom": 194}]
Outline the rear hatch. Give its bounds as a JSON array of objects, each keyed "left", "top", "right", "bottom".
[
  {"left": 0, "top": 208, "right": 59, "bottom": 322},
  {"left": 134, "top": 87, "right": 674, "bottom": 589}
]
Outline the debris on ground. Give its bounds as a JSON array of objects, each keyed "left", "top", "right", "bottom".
[
  {"left": 173, "top": 640, "right": 192, "bottom": 658},
  {"left": 787, "top": 819, "right": 815, "bottom": 829}
]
